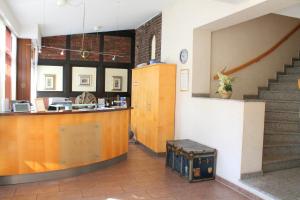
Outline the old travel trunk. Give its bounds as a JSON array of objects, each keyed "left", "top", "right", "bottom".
[{"left": 166, "top": 139, "right": 217, "bottom": 182}]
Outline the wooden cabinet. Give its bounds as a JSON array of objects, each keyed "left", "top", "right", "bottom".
[{"left": 131, "top": 64, "right": 176, "bottom": 153}]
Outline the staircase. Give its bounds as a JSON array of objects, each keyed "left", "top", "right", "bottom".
[{"left": 246, "top": 56, "right": 300, "bottom": 173}]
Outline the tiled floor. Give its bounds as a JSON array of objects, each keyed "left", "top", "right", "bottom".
[
  {"left": 0, "top": 144, "right": 250, "bottom": 200},
  {"left": 242, "top": 167, "right": 300, "bottom": 200}
]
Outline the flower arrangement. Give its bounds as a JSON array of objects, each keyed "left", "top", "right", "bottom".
[{"left": 216, "top": 70, "right": 235, "bottom": 99}]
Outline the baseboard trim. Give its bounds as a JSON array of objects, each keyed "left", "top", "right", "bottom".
[
  {"left": 192, "top": 93, "right": 210, "bottom": 98},
  {"left": 135, "top": 141, "right": 166, "bottom": 157},
  {"left": 0, "top": 154, "right": 127, "bottom": 185},
  {"left": 216, "top": 176, "right": 264, "bottom": 200},
  {"left": 241, "top": 171, "right": 263, "bottom": 180}
]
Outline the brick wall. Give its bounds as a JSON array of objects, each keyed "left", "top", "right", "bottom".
[
  {"left": 39, "top": 36, "right": 66, "bottom": 60},
  {"left": 135, "top": 13, "right": 162, "bottom": 66},
  {"left": 104, "top": 36, "right": 131, "bottom": 63},
  {"left": 37, "top": 30, "right": 135, "bottom": 98},
  {"left": 70, "top": 34, "right": 100, "bottom": 62},
  {"left": 38, "top": 34, "right": 132, "bottom": 63}
]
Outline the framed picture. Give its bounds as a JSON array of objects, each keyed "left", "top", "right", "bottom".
[
  {"left": 180, "top": 69, "right": 189, "bottom": 91},
  {"left": 72, "top": 67, "right": 96, "bottom": 92},
  {"left": 79, "top": 75, "right": 91, "bottom": 86},
  {"left": 44, "top": 74, "right": 56, "bottom": 90},
  {"left": 112, "top": 76, "right": 122, "bottom": 91},
  {"left": 35, "top": 98, "right": 46, "bottom": 112}
]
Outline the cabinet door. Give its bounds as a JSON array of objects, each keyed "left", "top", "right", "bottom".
[
  {"left": 131, "top": 70, "right": 140, "bottom": 138},
  {"left": 131, "top": 69, "right": 145, "bottom": 144},
  {"left": 143, "top": 67, "right": 159, "bottom": 151}
]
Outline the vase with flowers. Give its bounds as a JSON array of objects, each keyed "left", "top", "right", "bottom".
[{"left": 216, "top": 70, "right": 235, "bottom": 99}]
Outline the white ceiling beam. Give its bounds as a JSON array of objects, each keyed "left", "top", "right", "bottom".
[{"left": 0, "top": 0, "right": 21, "bottom": 36}]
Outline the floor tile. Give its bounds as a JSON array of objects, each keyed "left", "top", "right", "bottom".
[{"left": 4, "top": 144, "right": 249, "bottom": 200}]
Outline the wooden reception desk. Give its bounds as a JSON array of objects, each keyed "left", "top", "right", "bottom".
[{"left": 0, "top": 108, "right": 129, "bottom": 185}]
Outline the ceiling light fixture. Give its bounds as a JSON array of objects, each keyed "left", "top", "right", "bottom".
[
  {"left": 93, "top": 26, "right": 102, "bottom": 32},
  {"left": 56, "top": 0, "right": 67, "bottom": 7},
  {"left": 38, "top": 0, "right": 124, "bottom": 60},
  {"left": 79, "top": 0, "right": 88, "bottom": 59}
]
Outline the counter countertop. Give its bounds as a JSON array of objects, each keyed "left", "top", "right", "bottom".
[{"left": 0, "top": 107, "right": 131, "bottom": 116}]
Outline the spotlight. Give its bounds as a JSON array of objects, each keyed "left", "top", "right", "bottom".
[
  {"left": 80, "top": 49, "right": 89, "bottom": 59},
  {"left": 112, "top": 55, "right": 116, "bottom": 61},
  {"left": 38, "top": 48, "right": 42, "bottom": 54},
  {"left": 57, "top": 0, "right": 67, "bottom": 6},
  {"left": 60, "top": 50, "right": 64, "bottom": 56},
  {"left": 94, "top": 26, "right": 102, "bottom": 32}
]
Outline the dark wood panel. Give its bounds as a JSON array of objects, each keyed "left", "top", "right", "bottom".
[
  {"left": 17, "top": 39, "right": 31, "bottom": 100},
  {"left": 70, "top": 34, "right": 100, "bottom": 62},
  {"left": 39, "top": 36, "right": 67, "bottom": 60},
  {"left": 37, "top": 30, "right": 135, "bottom": 98}
]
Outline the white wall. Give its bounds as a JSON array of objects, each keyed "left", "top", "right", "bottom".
[
  {"left": 276, "top": 3, "right": 300, "bottom": 19},
  {"left": 210, "top": 14, "right": 300, "bottom": 99},
  {"left": 160, "top": 0, "right": 298, "bottom": 193},
  {"left": 192, "top": 29, "right": 211, "bottom": 94},
  {"left": 0, "top": 0, "right": 21, "bottom": 36},
  {"left": 241, "top": 102, "right": 265, "bottom": 174},
  {"left": 174, "top": 98, "right": 245, "bottom": 181},
  {"left": 174, "top": 98, "right": 265, "bottom": 182}
]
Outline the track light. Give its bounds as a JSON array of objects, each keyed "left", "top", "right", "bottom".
[
  {"left": 60, "top": 50, "right": 64, "bottom": 56},
  {"left": 112, "top": 55, "right": 116, "bottom": 61},
  {"left": 80, "top": 49, "right": 89, "bottom": 59}
]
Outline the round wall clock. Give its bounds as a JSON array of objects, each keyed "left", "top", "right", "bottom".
[{"left": 179, "top": 49, "right": 188, "bottom": 64}]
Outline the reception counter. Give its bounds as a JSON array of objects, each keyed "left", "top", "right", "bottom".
[{"left": 0, "top": 108, "right": 130, "bottom": 185}]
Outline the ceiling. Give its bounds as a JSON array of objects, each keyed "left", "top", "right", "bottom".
[
  {"left": 5, "top": 0, "right": 176, "bottom": 36},
  {"left": 276, "top": 3, "right": 300, "bottom": 19}
]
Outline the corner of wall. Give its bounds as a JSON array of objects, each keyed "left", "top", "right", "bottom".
[{"left": 240, "top": 101, "right": 265, "bottom": 175}]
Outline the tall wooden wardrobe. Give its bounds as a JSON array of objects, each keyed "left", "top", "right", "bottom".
[{"left": 131, "top": 64, "right": 176, "bottom": 153}]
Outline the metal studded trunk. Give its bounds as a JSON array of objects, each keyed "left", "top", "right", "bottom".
[{"left": 166, "top": 139, "right": 217, "bottom": 182}]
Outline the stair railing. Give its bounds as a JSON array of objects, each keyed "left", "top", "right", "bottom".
[{"left": 213, "top": 22, "right": 300, "bottom": 80}]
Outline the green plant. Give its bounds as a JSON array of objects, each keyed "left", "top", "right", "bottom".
[{"left": 216, "top": 71, "right": 235, "bottom": 94}]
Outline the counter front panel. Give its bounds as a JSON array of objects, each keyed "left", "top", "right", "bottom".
[{"left": 0, "top": 109, "right": 129, "bottom": 177}]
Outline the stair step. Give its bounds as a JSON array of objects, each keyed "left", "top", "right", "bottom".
[
  {"left": 278, "top": 74, "right": 300, "bottom": 82},
  {"left": 286, "top": 66, "right": 300, "bottom": 74},
  {"left": 265, "top": 120, "right": 300, "bottom": 132},
  {"left": 259, "top": 90, "right": 300, "bottom": 101},
  {"left": 293, "top": 60, "right": 300, "bottom": 67},
  {"left": 263, "top": 143, "right": 300, "bottom": 157},
  {"left": 269, "top": 82, "right": 299, "bottom": 91},
  {"left": 265, "top": 100, "right": 300, "bottom": 112},
  {"left": 256, "top": 57, "right": 300, "bottom": 173},
  {"left": 265, "top": 110, "right": 299, "bottom": 122},
  {"left": 265, "top": 130, "right": 300, "bottom": 135},
  {"left": 264, "top": 133, "right": 300, "bottom": 145},
  {"left": 263, "top": 155, "right": 300, "bottom": 172}
]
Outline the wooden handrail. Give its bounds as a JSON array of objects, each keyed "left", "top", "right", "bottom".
[{"left": 213, "top": 22, "right": 300, "bottom": 80}]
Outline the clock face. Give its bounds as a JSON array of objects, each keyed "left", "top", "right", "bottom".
[{"left": 180, "top": 49, "right": 188, "bottom": 64}]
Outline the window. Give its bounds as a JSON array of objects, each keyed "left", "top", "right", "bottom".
[
  {"left": 150, "top": 35, "right": 156, "bottom": 60},
  {"left": 0, "top": 19, "right": 5, "bottom": 103},
  {"left": 5, "top": 28, "right": 12, "bottom": 100},
  {"left": 0, "top": 20, "right": 17, "bottom": 106}
]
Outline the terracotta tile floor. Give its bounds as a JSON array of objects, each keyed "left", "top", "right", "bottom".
[{"left": 0, "top": 144, "right": 250, "bottom": 200}]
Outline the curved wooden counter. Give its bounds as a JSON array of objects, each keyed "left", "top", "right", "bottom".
[{"left": 0, "top": 108, "right": 129, "bottom": 184}]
